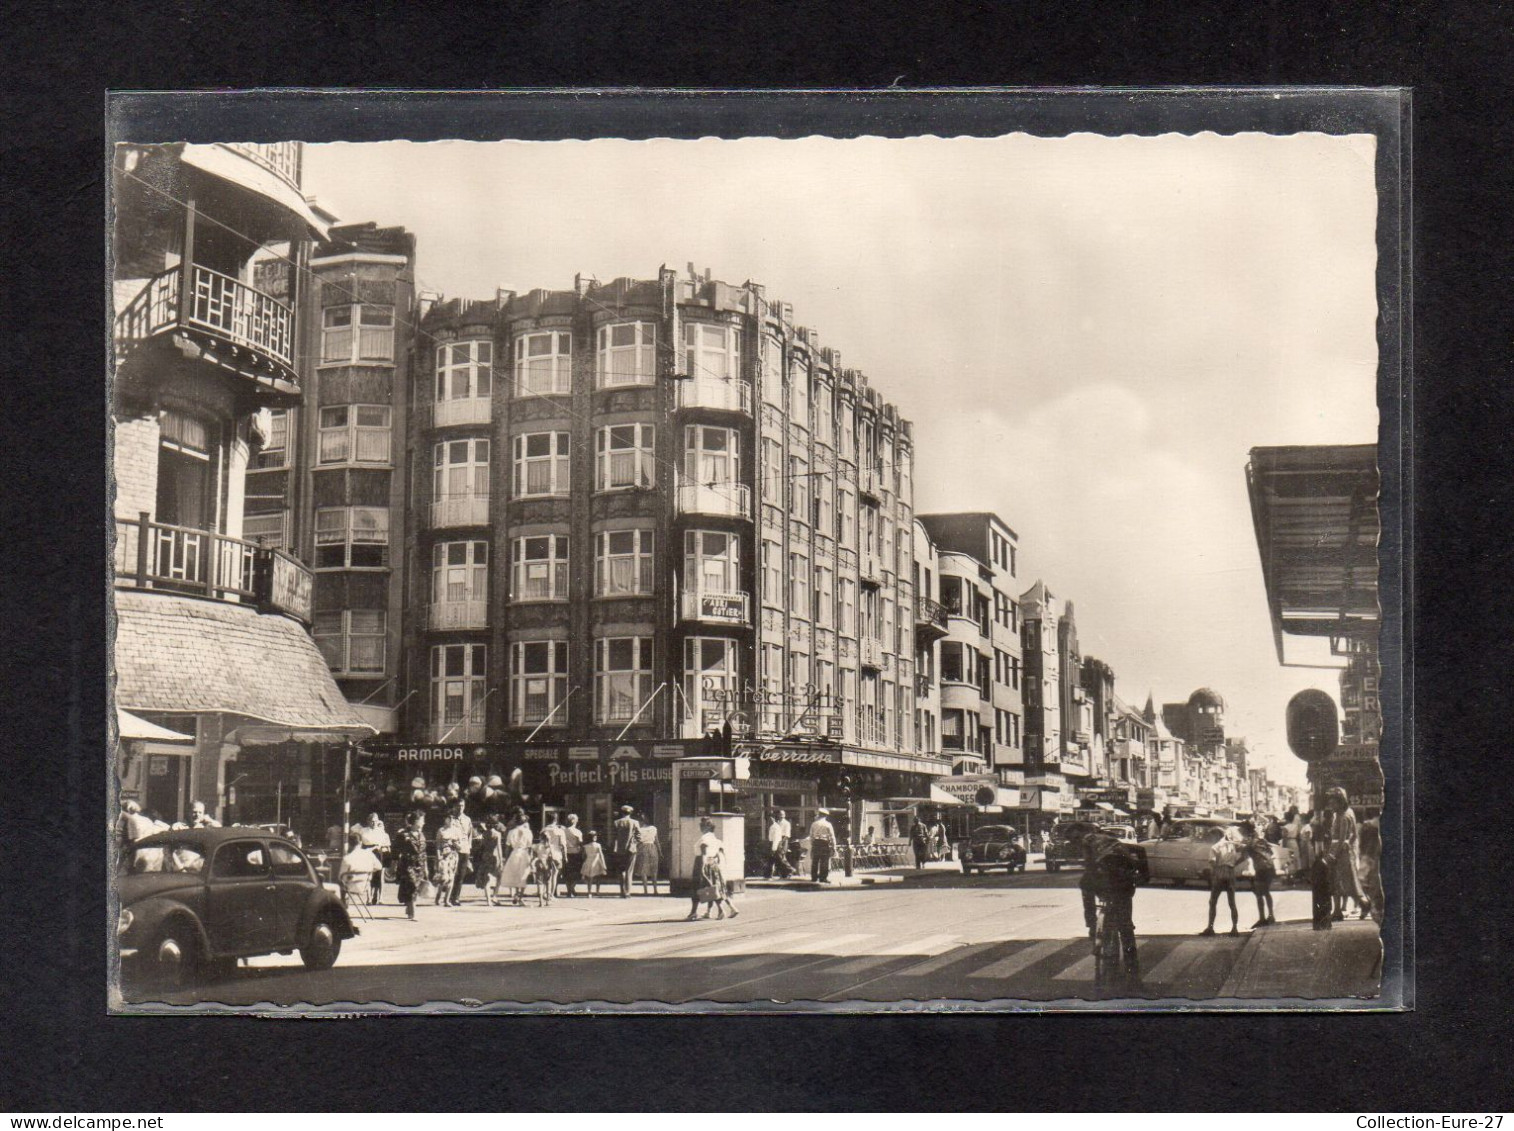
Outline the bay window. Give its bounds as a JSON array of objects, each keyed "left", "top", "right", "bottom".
[
  {"left": 314, "top": 610, "right": 387, "bottom": 675},
  {"left": 318, "top": 404, "right": 391, "bottom": 464},
  {"left": 512, "top": 432, "right": 570, "bottom": 497},
  {"left": 684, "top": 321, "right": 742, "bottom": 382},
  {"left": 436, "top": 340, "right": 493, "bottom": 401},
  {"left": 684, "top": 424, "right": 740, "bottom": 486},
  {"left": 432, "top": 644, "right": 487, "bottom": 736},
  {"left": 434, "top": 438, "right": 490, "bottom": 501},
  {"left": 597, "top": 321, "right": 656, "bottom": 387},
  {"left": 684, "top": 637, "right": 738, "bottom": 732},
  {"left": 321, "top": 304, "right": 394, "bottom": 364},
  {"left": 511, "top": 534, "right": 569, "bottom": 602},
  {"left": 788, "top": 356, "right": 809, "bottom": 430},
  {"left": 684, "top": 530, "right": 740, "bottom": 594},
  {"left": 433, "top": 540, "right": 488, "bottom": 603},
  {"left": 314, "top": 506, "right": 389, "bottom": 569},
  {"left": 596, "top": 423, "right": 655, "bottom": 490},
  {"left": 596, "top": 529, "right": 654, "bottom": 597},
  {"left": 514, "top": 330, "right": 572, "bottom": 396},
  {"left": 511, "top": 641, "right": 569, "bottom": 727},
  {"left": 595, "top": 637, "right": 652, "bottom": 724}
]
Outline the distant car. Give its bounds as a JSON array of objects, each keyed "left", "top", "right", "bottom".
[
  {"left": 959, "top": 825, "right": 1028, "bottom": 874},
  {"left": 1100, "top": 823, "right": 1138, "bottom": 844},
  {"left": 1045, "top": 820, "right": 1103, "bottom": 872},
  {"left": 118, "top": 828, "right": 357, "bottom": 987},
  {"left": 1137, "top": 818, "right": 1297, "bottom": 886}
]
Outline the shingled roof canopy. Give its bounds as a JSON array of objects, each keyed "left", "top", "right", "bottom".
[
  {"left": 1245, "top": 444, "right": 1380, "bottom": 663},
  {"left": 113, "top": 590, "right": 373, "bottom": 733}
]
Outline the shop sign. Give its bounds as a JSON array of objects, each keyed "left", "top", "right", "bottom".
[
  {"left": 745, "top": 777, "right": 815, "bottom": 792},
  {"left": 1328, "top": 743, "right": 1380, "bottom": 763},
  {"left": 697, "top": 595, "right": 746, "bottom": 623},
  {"left": 359, "top": 739, "right": 704, "bottom": 764},
  {"left": 932, "top": 778, "right": 997, "bottom": 804},
  {"left": 546, "top": 761, "right": 673, "bottom": 788},
  {"left": 702, "top": 681, "right": 846, "bottom": 711},
  {"left": 757, "top": 746, "right": 842, "bottom": 765}
]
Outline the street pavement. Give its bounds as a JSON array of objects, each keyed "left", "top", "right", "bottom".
[{"left": 120, "top": 863, "right": 1383, "bottom": 1010}]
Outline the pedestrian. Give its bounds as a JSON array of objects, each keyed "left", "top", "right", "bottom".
[
  {"left": 635, "top": 814, "right": 662, "bottom": 895},
  {"left": 687, "top": 816, "right": 739, "bottom": 920},
  {"left": 931, "top": 815, "right": 950, "bottom": 862},
  {"left": 1308, "top": 807, "right": 1334, "bottom": 930},
  {"left": 1298, "top": 809, "right": 1315, "bottom": 881},
  {"left": 542, "top": 811, "right": 568, "bottom": 896},
  {"left": 189, "top": 799, "right": 221, "bottom": 829},
  {"left": 580, "top": 831, "right": 608, "bottom": 897},
  {"left": 447, "top": 800, "right": 474, "bottom": 906},
  {"left": 477, "top": 815, "right": 506, "bottom": 906},
  {"left": 809, "top": 808, "right": 837, "bottom": 883},
  {"left": 433, "top": 811, "right": 463, "bottom": 906},
  {"left": 610, "top": 805, "right": 641, "bottom": 898},
  {"left": 394, "top": 810, "right": 429, "bottom": 921},
  {"left": 1280, "top": 805, "right": 1303, "bottom": 883},
  {"left": 117, "top": 800, "right": 157, "bottom": 851},
  {"left": 1200, "top": 826, "right": 1242, "bottom": 936},
  {"left": 1237, "top": 819, "right": 1277, "bottom": 927},
  {"left": 498, "top": 809, "right": 534, "bottom": 907},
  {"left": 562, "top": 812, "right": 585, "bottom": 898},
  {"left": 1359, "top": 814, "right": 1384, "bottom": 923},
  {"left": 530, "top": 834, "right": 559, "bottom": 907},
  {"left": 910, "top": 813, "right": 932, "bottom": 870},
  {"left": 336, "top": 831, "right": 382, "bottom": 903},
  {"left": 1324, "top": 787, "right": 1370, "bottom": 921},
  {"left": 359, "top": 812, "right": 391, "bottom": 904},
  {"left": 766, "top": 809, "right": 794, "bottom": 879}
]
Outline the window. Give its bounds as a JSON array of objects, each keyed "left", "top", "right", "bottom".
[
  {"left": 514, "top": 330, "right": 572, "bottom": 396},
  {"left": 814, "top": 562, "right": 834, "bottom": 625},
  {"left": 511, "top": 641, "right": 568, "bottom": 726},
  {"left": 433, "top": 540, "right": 488, "bottom": 603},
  {"left": 837, "top": 487, "right": 856, "bottom": 548},
  {"left": 761, "top": 336, "right": 783, "bottom": 408},
  {"left": 684, "top": 322, "right": 742, "bottom": 383},
  {"left": 436, "top": 340, "right": 493, "bottom": 401},
  {"left": 789, "top": 455, "right": 810, "bottom": 522},
  {"left": 213, "top": 842, "right": 270, "bottom": 879},
  {"left": 242, "top": 511, "right": 289, "bottom": 551},
  {"left": 314, "top": 506, "right": 389, "bottom": 569},
  {"left": 788, "top": 356, "right": 809, "bottom": 430},
  {"left": 434, "top": 438, "right": 490, "bottom": 500},
  {"left": 598, "top": 322, "right": 657, "bottom": 386},
  {"left": 761, "top": 538, "right": 783, "bottom": 606},
  {"left": 597, "top": 529, "right": 654, "bottom": 596},
  {"left": 1010, "top": 655, "right": 1021, "bottom": 690},
  {"left": 268, "top": 842, "right": 310, "bottom": 879},
  {"left": 837, "top": 577, "right": 856, "bottom": 636},
  {"left": 813, "top": 472, "right": 833, "bottom": 533},
  {"left": 318, "top": 404, "right": 391, "bottom": 464},
  {"left": 839, "top": 409, "right": 856, "bottom": 463},
  {"left": 255, "top": 409, "right": 289, "bottom": 468},
  {"left": 761, "top": 642, "right": 784, "bottom": 732},
  {"left": 942, "top": 642, "right": 974, "bottom": 684},
  {"left": 762, "top": 437, "right": 784, "bottom": 499},
  {"left": 684, "top": 637, "right": 738, "bottom": 728},
  {"left": 595, "top": 637, "right": 652, "bottom": 724},
  {"left": 942, "top": 708, "right": 965, "bottom": 751},
  {"left": 684, "top": 424, "right": 740, "bottom": 486},
  {"left": 684, "top": 530, "right": 739, "bottom": 594},
  {"left": 314, "top": 610, "right": 387, "bottom": 675},
  {"left": 789, "top": 552, "right": 809, "bottom": 614},
  {"left": 596, "top": 424, "right": 655, "bottom": 490},
  {"left": 432, "top": 644, "right": 487, "bottom": 731},
  {"left": 512, "top": 432, "right": 569, "bottom": 497},
  {"left": 322, "top": 304, "right": 394, "bottom": 364},
  {"left": 813, "top": 379, "right": 833, "bottom": 443},
  {"left": 512, "top": 535, "right": 569, "bottom": 602}
]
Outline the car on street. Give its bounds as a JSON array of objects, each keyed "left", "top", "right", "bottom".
[
  {"left": 1044, "top": 819, "right": 1103, "bottom": 872},
  {"left": 958, "top": 824, "right": 1028, "bottom": 874},
  {"left": 118, "top": 827, "right": 357, "bottom": 987},
  {"left": 1137, "top": 818, "right": 1297, "bottom": 886}
]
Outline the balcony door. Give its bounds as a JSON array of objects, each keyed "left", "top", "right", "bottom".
[{"left": 156, "top": 411, "right": 217, "bottom": 531}]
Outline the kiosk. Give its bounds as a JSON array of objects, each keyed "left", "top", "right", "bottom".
[{"left": 669, "top": 755, "right": 750, "bottom": 893}]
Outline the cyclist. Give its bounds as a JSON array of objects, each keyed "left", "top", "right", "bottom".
[{"left": 1079, "top": 827, "right": 1150, "bottom": 966}]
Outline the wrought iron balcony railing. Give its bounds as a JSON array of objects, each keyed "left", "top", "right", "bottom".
[
  {"left": 114, "top": 262, "right": 295, "bottom": 376},
  {"left": 225, "top": 142, "right": 302, "bottom": 189}
]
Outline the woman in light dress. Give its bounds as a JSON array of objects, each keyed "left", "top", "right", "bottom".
[
  {"left": 498, "top": 809, "right": 535, "bottom": 907},
  {"left": 686, "top": 816, "right": 739, "bottom": 921},
  {"left": 433, "top": 813, "right": 463, "bottom": 906},
  {"left": 634, "top": 814, "right": 662, "bottom": 895},
  {"left": 579, "top": 831, "right": 608, "bottom": 897}
]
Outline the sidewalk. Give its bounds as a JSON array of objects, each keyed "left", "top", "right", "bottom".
[
  {"left": 1217, "top": 917, "right": 1383, "bottom": 1000},
  {"left": 745, "top": 858, "right": 961, "bottom": 890}
]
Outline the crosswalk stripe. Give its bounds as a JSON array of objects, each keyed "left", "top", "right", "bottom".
[
  {"left": 968, "top": 939, "right": 1070, "bottom": 979},
  {"left": 827, "top": 953, "right": 905, "bottom": 975},
  {"left": 1144, "top": 939, "right": 1225, "bottom": 984},
  {"left": 1052, "top": 953, "right": 1097, "bottom": 980},
  {"left": 892, "top": 943, "right": 977, "bottom": 976},
  {"left": 875, "top": 933, "right": 959, "bottom": 956},
  {"left": 675, "top": 931, "right": 827, "bottom": 958}
]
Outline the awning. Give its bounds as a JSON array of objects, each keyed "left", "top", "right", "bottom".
[
  {"left": 116, "top": 707, "right": 194, "bottom": 744},
  {"left": 1093, "top": 801, "right": 1116, "bottom": 811},
  {"left": 179, "top": 143, "right": 331, "bottom": 240},
  {"left": 114, "top": 589, "right": 375, "bottom": 736}
]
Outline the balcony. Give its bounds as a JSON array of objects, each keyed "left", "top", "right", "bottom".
[
  {"left": 114, "top": 513, "right": 312, "bottom": 624},
  {"left": 114, "top": 263, "right": 297, "bottom": 389},
  {"left": 433, "top": 397, "right": 493, "bottom": 429},
  {"left": 429, "top": 599, "right": 488, "bottom": 631},
  {"left": 676, "top": 476, "right": 751, "bottom": 519},
  {"left": 860, "top": 636, "right": 883, "bottom": 669},
  {"left": 915, "top": 674, "right": 933, "bottom": 699},
  {"left": 432, "top": 720, "right": 486, "bottom": 744},
  {"left": 859, "top": 551, "right": 882, "bottom": 586},
  {"left": 226, "top": 142, "right": 302, "bottom": 190},
  {"left": 915, "top": 596, "right": 949, "bottom": 642},
  {"left": 430, "top": 492, "right": 491, "bottom": 529},
  {"left": 677, "top": 378, "right": 753, "bottom": 415},
  {"left": 680, "top": 589, "right": 751, "bottom": 625},
  {"left": 859, "top": 464, "right": 881, "bottom": 502}
]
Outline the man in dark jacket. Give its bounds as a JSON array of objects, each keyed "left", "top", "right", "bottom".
[{"left": 1079, "top": 829, "right": 1150, "bottom": 964}]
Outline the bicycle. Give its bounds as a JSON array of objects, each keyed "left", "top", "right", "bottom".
[{"left": 1092, "top": 893, "right": 1140, "bottom": 995}]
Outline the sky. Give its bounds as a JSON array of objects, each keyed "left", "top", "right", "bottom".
[{"left": 303, "top": 133, "right": 1380, "bottom": 789}]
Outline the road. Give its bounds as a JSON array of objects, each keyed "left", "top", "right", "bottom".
[{"left": 120, "top": 866, "right": 1382, "bottom": 1009}]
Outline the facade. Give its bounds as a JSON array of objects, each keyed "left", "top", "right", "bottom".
[
  {"left": 1018, "top": 580, "right": 1068, "bottom": 824},
  {"left": 111, "top": 142, "right": 370, "bottom": 830},
  {"left": 285, "top": 263, "right": 951, "bottom": 851}
]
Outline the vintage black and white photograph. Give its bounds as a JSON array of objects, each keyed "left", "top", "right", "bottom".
[{"left": 108, "top": 93, "right": 1404, "bottom": 1012}]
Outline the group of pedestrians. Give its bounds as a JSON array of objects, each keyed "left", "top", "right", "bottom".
[{"left": 344, "top": 804, "right": 663, "bottom": 921}]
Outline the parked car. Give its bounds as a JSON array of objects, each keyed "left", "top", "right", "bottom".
[
  {"left": 1044, "top": 819, "right": 1102, "bottom": 872},
  {"left": 958, "top": 824, "right": 1028, "bottom": 874},
  {"left": 1137, "top": 818, "right": 1297, "bottom": 886},
  {"left": 1100, "top": 823, "right": 1139, "bottom": 844},
  {"left": 118, "top": 828, "right": 357, "bottom": 987}
]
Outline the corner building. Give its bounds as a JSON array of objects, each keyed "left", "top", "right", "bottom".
[{"left": 373, "top": 267, "right": 952, "bottom": 843}]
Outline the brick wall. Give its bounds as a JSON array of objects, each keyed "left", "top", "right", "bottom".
[{"left": 113, "top": 413, "right": 159, "bottom": 520}]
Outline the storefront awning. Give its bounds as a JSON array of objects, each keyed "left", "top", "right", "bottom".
[
  {"left": 114, "top": 590, "right": 375, "bottom": 736},
  {"left": 116, "top": 707, "right": 194, "bottom": 744}
]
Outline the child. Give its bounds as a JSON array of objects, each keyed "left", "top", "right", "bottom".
[
  {"left": 580, "top": 831, "right": 608, "bottom": 898},
  {"left": 1238, "top": 819, "right": 1277, "bottom": 928},
  {"left": 530, "top": 834, "right": 559, "bottom": 907}
]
